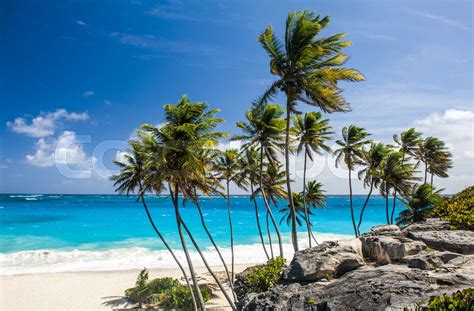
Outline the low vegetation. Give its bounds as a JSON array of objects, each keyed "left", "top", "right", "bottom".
[
  {"left": 242, "top": 257, "right": 286, "bottom": 293},
  {"left": 125, "top": 269, "right": 212, "bottom": 310},
  {"left": 431, "top": 186, "right": 474, "bottom": 230},
  {"left": 406, "top": 288, "right": 474, "bottom": 310}
]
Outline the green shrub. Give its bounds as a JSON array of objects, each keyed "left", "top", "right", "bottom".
[
  {"left": 430, "top": 186, "right": 474, "bottom": 230},
  {"left": 405, "top": 288, "right": 474, "bottom": 310},
  {"left": 243, "top": 257, "right": 286, "bottom": 293},
  {"left": 125, "top": 268, "right": 212, "bottom": 310}
]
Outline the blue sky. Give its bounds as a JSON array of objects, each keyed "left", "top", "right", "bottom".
[{"left": 1, "top": 0, "right": 472, "bottom": 194}]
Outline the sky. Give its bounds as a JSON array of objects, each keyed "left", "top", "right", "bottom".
[{"left": 1, "top": 0, "right": 473, "bottom": 194}]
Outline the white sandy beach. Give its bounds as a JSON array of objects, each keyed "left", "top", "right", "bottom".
[{"left": 0, "top": 264, "right": 252, "bottom": 310}]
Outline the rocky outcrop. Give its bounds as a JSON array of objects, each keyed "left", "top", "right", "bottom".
[
  {"left": 283, "top": 240, "right": 364, "bottom": 282},
  {"left": 360, "top": 235, "right": 427, "bottom": 264},
  {"left": 237, "top": 219, "right": 474, "bottom": 311}
]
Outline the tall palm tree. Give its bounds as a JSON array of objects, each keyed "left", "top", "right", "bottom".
[
  {"left": 258, "top": 10, "right": 364, "bottom": 251},
  {"left": 379, "top": 151, "right": 418, "bottom": 224},
  {"left": 303, "top": 180, "right": 326, "bottom": 245},
  {"left": 292, "top": 112, "right": 332, "bottom": 247},
  {"left": 278, "top": 192, "right": 315, "bottom": 230},
  {"left": 213, "top": 148, "right": 246, "bottom": 286},
  {"left": 110, "top": 139, "right": 198, "bottom": 311},
  {"left": 142, "top": 95, "right": 235, "bottom": 310},
  {"left": 333, "top": 125, "right": 371, "bottom": 236},
  {"left": 356, "top": 142, "right": 389, "bottom": 236},
  {"left": 240, "top": 147, "right": 270, "bottom": 259},
  {"left": 396, "top": 184, "right": 441, "bottom": 226},
  {"left": 234, "top": 104, "right": 286, "bottom": 257},
  {"left": 415, "top": 137, "right": 452, "bottom": 185}
]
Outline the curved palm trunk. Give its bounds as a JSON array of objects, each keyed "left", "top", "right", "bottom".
[
  {"left": 385, "top": 191, "right": 390, "bottom": 225},
  {"left": 302, "top": 150, "right": 312, "bottom": 248},
  {"left": 424, "top": 162, "right": 428, "bottom": 184},
  {"left": 250, "top": 183, "right": 270, "bottom": 259},
  {"left": 195, "top": 198, "right": 236, "bottom": 301},
  {"left": 180, "top": 220, "right": 236, "bottom": 310},
  {"left": 390, "top": 192, "right": 397, "bottom": 224},
  {"left": 356, "top": 182, "right": 373, "bottom": 237},
  {"left": 348, "top": 167, "right": 358, "bottom": 237},
  {"left": 259, "top": 147, "right": 284, "bottom": 257},
  {"left": 139, "top": 194, "right": 198, "bottom": 311},
  {"left": 285, "top": 96, "right": 298, "bottom": 252},
  {"left": 170, "top": 187, "right": 206, "bottom": 310},
  {"left": 225, "top": 180, "right": 235, "bottom": 287},
  {"left": 430, "top": 173, "right": 434, "bottom": 187},
  {"left": 265, "top": 209, "right": 274, "bottom": 258}
]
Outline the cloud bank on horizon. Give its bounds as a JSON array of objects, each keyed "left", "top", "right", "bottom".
[{"left": 1, "top": 0, "right": 472, "bottom": 194}]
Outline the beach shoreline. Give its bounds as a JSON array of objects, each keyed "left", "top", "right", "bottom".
[{"left": 0, "top": 264, "right": 252, "bottom": 310}]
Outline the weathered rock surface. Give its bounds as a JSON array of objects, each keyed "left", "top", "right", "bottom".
[
  {"left": 402, "top": 218, "right": 451, "bottom": 232},
  {"left": 283, "top": 240, "right": 364, "bottom": 282},
  {"left": 407, "top": 230, "right": 474, "bottom": 254},
  {"left": 360, "top": 235, "right": 426, "bottom": 264},
  {"left": 367, "top": 224, "right": 401, "bottom": 236},
  {"left": 406, "top": 251, "right": 461, "bottom": 270}
]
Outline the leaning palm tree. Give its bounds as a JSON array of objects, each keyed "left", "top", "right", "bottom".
[
  {"left": 396, "top": 184, "right": 441, "bottom": 226},
  {"left": 142, "top": 95, "right": 235, "bottom": 310},
  {"left": 213, "top": 148, "right": 246, "bottom": 285},
  {"left": 379, "top": 151, "right": 418, "bottom": 224},
  {"left": 415, "top": 137, "right": 452, "bottom": 185},
  {"left": 110, "top": 138, "right": 198, "bottom": 311},
  {"left": 258, "top": 10, "right": 364, "bottom": 251},
  {"left": 356, "top": 142, "right": 389, "bottom": 236},
  {"left": 234, "top": 104, "right": 286, "bottom": 257},
  {"left": 333, "top": 125, "right": 371, "bottom": 236},
  {"left": 292, "top": 112, "right": 332, "bottom": 246}
]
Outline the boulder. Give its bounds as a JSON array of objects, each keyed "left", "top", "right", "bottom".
[
  {"left": 367, "top": 224, "right": 401, "bottom": 236},
  {"left": 406, "top": 230, "right": 474, "bottom": 254},
  {"left": 360, "top": 235, "right": 427, "bottom": 264},
  {"left": 283, "top": 240, "right": 364, "bottom": 282},
  {"left": 406, "top": 251, "right": 461, "bottom": 270},
  {"left": 402, "top": 218, "right": 451, "bottom": 232}
]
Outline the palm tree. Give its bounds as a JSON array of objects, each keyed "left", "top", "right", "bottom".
[
  {"left": 142, "top": 95, "right": 235, "bottom": 310},
  {"left": 396, "top": 184, "right": 441, "bottom": 226},
  {"left": 356, "top": 142, "right": 389, "bottom": 236},
  {"left": 213, "top": 148, "right": 246, "bottom": 286},
  {"left": 379, "top": 151, "right": 418, "bottom": 224},
  {"left": 333, "top": 125, "right": 371, "bottom": 236},
  {"left": 110, "top": 139, "right": 198, "bottom": 311},
  {"left": 234, "top": 104, "right": 286, "bottom": 257},
  {"left": 292, "top": 112, "right": 332, "bottom": 246},
  {"left": 415, "top": 137, "right": 452, "bottom": 185},
  {"left": 240, "top": 147, "right": 270, "bottom": 259},
  {"left": 278, "top": 192, "right": 315, "bottom": 230},
  {"left": 258, "top": 10, "right": 364, "bottom": 251},
  {"left": 303, "top": 180, "right": 326, "bottom": 245}
]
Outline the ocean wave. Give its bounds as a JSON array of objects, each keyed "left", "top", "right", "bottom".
[{"left": 0, "top": 232, "right": 350, "bottom": 275}]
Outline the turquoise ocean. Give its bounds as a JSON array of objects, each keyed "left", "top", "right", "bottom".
[{"left": 0, "top": 194, "right": 403, "bottom": 274}]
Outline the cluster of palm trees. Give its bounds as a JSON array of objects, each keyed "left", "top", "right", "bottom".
[{"left": 111, "top": 10, "right": 453, "bottom": 310}]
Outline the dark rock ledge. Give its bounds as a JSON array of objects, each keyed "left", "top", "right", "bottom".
[{"left": 236, "top": 219, "right": 474, "bottom": 311}]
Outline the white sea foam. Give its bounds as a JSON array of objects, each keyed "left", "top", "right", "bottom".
[{"left": 0, "top": 233, "right": 351, "bottom": 275}]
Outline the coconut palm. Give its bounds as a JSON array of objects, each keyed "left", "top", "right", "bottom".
[
  {"left": 303, "top": 180, "right": 326, "bottom": 244},
  {"left": 292, "top": 112, "right": 332, "bottom": 246},
  {"left": 234, "top": 104, "right": 286, "bottom": 257},
  {"left": 415, "top": 137, "right": 452, "bottom": 185},
  {"left": 110, "top": 139, "right": 198, "bottom": 311},
  {"left": 396, "top": 184, "right": 442, "bottom": 226},
  {"left": 393, "top": 128, "right": 423, "bottom": 161},
  {"left": 258, "top": 10, "right": 364, "bottom": 251},
  {"left": 142, "top": 95, "right": 235, "bottom": 310},
  {"left": 356, "top": 142, "right": 389, "bottom": 236},
  {"left": 240, "top": 146, "right": 270, "bottom": 259},
  {"left": 333, "top": 125, "right": 371, "bottom": 236},
  {"left": 278, "top": 192, "right": 315, "bottom": 229},
  {"left": 213, "top": 148, "right": 246, "bottom": 285},
  {"left": 379, "top": 151, "right": 418, "bottom": 224}
]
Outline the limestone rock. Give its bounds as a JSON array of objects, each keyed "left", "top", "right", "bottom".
[
  {"left": 360, "top": 235, "right": 426, "bottom": 264},
  {"left": 406, "top": 251, "right": 461, "bottom": 270},
  {"left": 406, "top": 230, "right": 474, "bottom": 254}
]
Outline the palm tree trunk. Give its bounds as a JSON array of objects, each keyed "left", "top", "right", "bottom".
[
  {"left": 226, "top": 180, "right": 235, "bottom": 286},
  {"left": 302, "top": 150, "right": 312, "bottom": 248},
  {"left": 385, "top": 192, "right": 390, "bottom": 224},
  {"left": 285, "top": 92, "right": 298, "bottom": 252},
  {"left": 180, "top": 220, "right": 236, "bottom": 310},
  {"left": 348, "top": 166, "right": 358, "bottom": 237},
  {"left": 139, "top": 194, "right": 198, "bottom": 311},
  {"left": 194, "top": 197, "right": 236, "bottom": 301},
  {"left": 259, "top": 147, "right": 284, "bottom": 257},
  {"left": 356, "top": 182, "right": 373, "bottom": 237},
  {"left": 424, "top": 162, "right": 428, "bottom": 184},
  {"left": 390, "top": 191, "right": 397, "bottom": 224},
  {"left": 430, "top": 173, "right": 434, "bottom": 187},
  {"left": 265, "top": 209, "right": 274, "bottom": 258},
  {"left": 250, "top": 183, "right": 270, "bottom": 259},
  {"left": 170, "top": 186, "right": 206, "bottom": 310}
]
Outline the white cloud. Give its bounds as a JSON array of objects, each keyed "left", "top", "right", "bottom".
[
  {"left": 114, "top": 150, "right": 128, "bottom": 164},
  {"left": 83, "top": 90, "right": 95, "bottom": 97},
  {"left": 7, "top": 109, "right": 89, "bottom": 138},
  {"left": 104, "top": 100, "right": 112, "bottom": 106},
  {"left": 411, "top": 11, "right": 471, "bottom": 31},
  {"left": 76, "top": 20, "right": 86, "bottom": 26}
]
